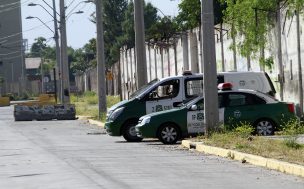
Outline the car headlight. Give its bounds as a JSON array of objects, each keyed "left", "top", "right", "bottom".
[
  {"left": 106, "top": 110, "right": 113, "bottom": 119},
  {"left": 109, "top": 107, "right": 124, "bottom": 121},
  {"left": 141, "top": 117, "right": 151, "bottom": 124}
]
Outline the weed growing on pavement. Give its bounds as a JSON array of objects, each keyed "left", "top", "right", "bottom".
[{"left": 284, "top": 138, "right": 302, "bottom": 149}]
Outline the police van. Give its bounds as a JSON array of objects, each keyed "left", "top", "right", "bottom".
[{"left": 105, "top": 71, "right": 276, "bottom": 142}]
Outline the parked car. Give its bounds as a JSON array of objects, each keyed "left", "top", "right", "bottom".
[
  {"left": 135, "top": 83, "right": 295, "bottom": 144},
  {"left": 105, "top": 71, "right": 276, "bottom": 142}
]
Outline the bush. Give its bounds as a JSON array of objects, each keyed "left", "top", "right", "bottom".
[
  {"left": 233, "top": 122, "right": 254, "bottom": 138},
  {"left": 282, "top": 118, "right": 304, "bottom": 135}
]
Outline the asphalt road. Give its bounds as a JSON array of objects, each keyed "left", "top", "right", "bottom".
[{"left": 0, "top": 106, "right": 303, "bottom": 189}]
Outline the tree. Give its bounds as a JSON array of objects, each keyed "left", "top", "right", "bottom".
[
  {"left": 175, "top": 0, "right": 226, "bottom": 31},
  {"left": 103, "top": 0, "right": 128, "bottom": 66},
  {"left": 120, "top": 1, "right": 159, "bottom": 49},
  {"left": 29, "top": 37, "right": 47, "bottom": 57},
  {"left": 147, "top": 16, "right": 178, "bottom": 42},
  {"left": 27, "top": 37, "right": 57, "bottom": 74}
]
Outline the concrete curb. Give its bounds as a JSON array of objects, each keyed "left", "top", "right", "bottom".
[
  {"left": 181, "top": 140, "right": 304, "bottom": 178},
  {"left": 77, "top": 116, "right": 104, "bottom": 127},
  {"left": 88, "top": 119, "right": 104, "bottom": 127}
]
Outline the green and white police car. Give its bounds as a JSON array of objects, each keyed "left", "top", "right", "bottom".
[
  {"left": 105, "top": 71, "right": 276, "bottom": 142},
  {"left": 135, "top": 83, "right": 296, "bottom": 144}
]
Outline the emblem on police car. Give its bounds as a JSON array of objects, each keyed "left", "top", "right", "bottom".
[
  {"left": 197, "top": 113, "right": 204, "bottom": 121},
  {"left": 239, "top": 80, "right": 246, "bottom": 86},
  {"left": 234, "top": 110, "right": 241, "bottom": 118},
  {"left": 155, "top": 105, "right": 163, "bottom": 112}
]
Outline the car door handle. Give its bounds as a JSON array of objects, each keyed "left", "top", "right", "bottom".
[{"left": 173, "top": 102, "right": 182, "bottom": 107}]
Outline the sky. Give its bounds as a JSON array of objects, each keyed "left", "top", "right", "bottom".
[{"left": 21, "top": 0, "right": 180, "bottom": 51}]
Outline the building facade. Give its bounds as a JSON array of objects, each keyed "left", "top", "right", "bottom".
[{"left": 0, "top": 0, "right": 25, "bottom": 95}]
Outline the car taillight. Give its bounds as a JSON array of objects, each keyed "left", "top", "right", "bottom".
[{"left": 287, "top": 103, "right": 295, "bottom": 114}]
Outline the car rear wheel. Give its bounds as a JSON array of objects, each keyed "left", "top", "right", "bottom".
[
  {"left": 254, "top": 119, "right": 275, "bottom": 136},
  {"left": 122, "top": 120, "right": 143, "bottom": 142},
  {"left": 158, "top": 123, "right": 180, "bottom": 144}
]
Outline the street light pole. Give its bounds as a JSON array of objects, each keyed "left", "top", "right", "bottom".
[
  {"left": 60, "top": 0, "right": 70, "bottom": 104},
  {"left": 134, "top": 0, "right": 147, "bottom": 88},
  {"left": 52, "top": 0, "right": 62, "bottom": 103},
  {"left": 201, "top": 0, "right": 219, "bottom": 135},
  {"left": 95, "top": 0, "right": 107, "bottom": 117}
]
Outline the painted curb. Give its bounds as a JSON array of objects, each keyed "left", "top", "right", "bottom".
[{"left": 181, "top": 140, "right": 304, "bottom": 178}]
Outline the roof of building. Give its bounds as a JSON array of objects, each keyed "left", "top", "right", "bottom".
[{"left": 25, "top": 57, "right": 41, "bottom": 69}]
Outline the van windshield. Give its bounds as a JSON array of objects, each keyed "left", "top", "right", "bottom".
[{"left": 130, "top": 78, "right": 159, "bottom": 99}]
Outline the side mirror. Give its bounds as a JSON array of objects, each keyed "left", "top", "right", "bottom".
[{"left": 191, "top": 105, "right": 198, "bottom": 111}]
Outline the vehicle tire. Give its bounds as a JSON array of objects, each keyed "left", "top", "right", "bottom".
[
  {"left": 157, "top": 123, "right": 180, "bottom": 144},
  {"left": 122, "top": 120, "right": 143, "bottom": 142},
  {"left": 254, "top": 118, "right": 275, "bottom": 136}
]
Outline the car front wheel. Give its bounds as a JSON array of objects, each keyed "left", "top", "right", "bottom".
[
  {"left": 254, "top": 119, "right": 275, "bottom": 136},
  {"left": 122, "top": 120, "right": 143, "bottom": 142},
  {"left": 158, "top": 123, "right": 180, "bottom": 144}
]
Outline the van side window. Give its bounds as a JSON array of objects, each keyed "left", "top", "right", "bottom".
[
  {"left": 185, "top": 78, "right": 203, "bottom": 98},
  {"left": 147, "top": 79, "right": 180, "bottom": 100}
]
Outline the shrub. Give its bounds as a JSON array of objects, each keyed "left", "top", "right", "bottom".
[
  {"left": 282, "top": 118, "right": 304, "bottom": 135},
  {"left": 233, "top": 122, "right": 254, "bottom": 138}
]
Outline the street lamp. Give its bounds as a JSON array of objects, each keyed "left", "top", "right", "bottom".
[
  {"left": 28, "top": 1, "right": 62, "bottom": 102},
  {"left": 26, "top": 16, "right": 54, "bottom": 33},
  {"left": 67, "top": 10, "right": 84, "bottom": 20},
  {"left": 27, "top": 1, "right": 84, "bottom": 103}
]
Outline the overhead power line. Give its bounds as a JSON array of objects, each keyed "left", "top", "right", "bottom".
[{"left": 0, "top": 20, "right": 53, "bottom": 41}]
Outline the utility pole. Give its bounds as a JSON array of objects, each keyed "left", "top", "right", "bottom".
[
  {"left": 276, "top": 2, "right": 284, "bottom": 101},
  {"left": 95, "top": 0, "right": 107, "bottom": 116},
  {"left": 134, "top": 0, "right": 147, "bottom": 88},
  {"left": 296, "top": 9, "right": 303, "bottom": 115},
  {"left": 60, "top": 0, "right": 70, "bottom": 104},
  {"left": 52, "top": 0, "right": 62, "bottom": 103},
  {"left": 182, "top": 32, "right": 189, "bottom": 71},
  {"left": 201, "top": 0, "right": 219, "bottom": 135}
]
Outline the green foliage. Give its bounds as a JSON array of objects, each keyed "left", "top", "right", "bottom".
[
  {"left": 120, "top": 1, "right": 159, "bottom": 49},
  {"left": 71, "top": 93, "right": 120, "bottom": 122},
  {"left": 175, "top": 0, "right": 225, "bottom": 31},
  {"left": 259, "top": 56, "right": 274, "bottom": 70},
  {"left": 284, "top": 137, "right": 302, "bottom": 149},
  {"left": 176, "top": 0, "right": 201, "bottom": 30},
  {"left": 222, "top": 0, "right": 277, "bottom": 58},
  {"left": 282, "top": 118, "right": 304, "bottom": 135},
  {"left": 281, "top": 118, "right": 304, "bottom": 149},
  {"left": 70, "top": 47, "right": 95, "bottom": 74},
  {"left": 29, "top": 37, "right": 47, "bottom": 57},
  {"left": 221, "top": 0, "right": 304, "bottom": 59},
  {"left": 103, "top": 0, "right": 128, "bottom": 66},
  {"left": 147, "top": 16, "right": 178, "bottom": 42},
  {"left": 233, "top": 122, "right": 254, "bottom": 138}
]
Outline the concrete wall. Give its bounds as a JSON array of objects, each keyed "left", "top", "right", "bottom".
[{"left": 0, "top": 0, "right": 25, "bottom": 95}]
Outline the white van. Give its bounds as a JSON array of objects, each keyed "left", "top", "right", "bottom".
[
  {"left": 105, "top": 71, "right": 276, "bottom": 142},
  {"left": 218, "top": 71, "right": 276, "bottom": 96}
]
